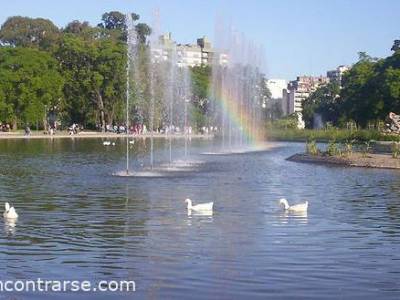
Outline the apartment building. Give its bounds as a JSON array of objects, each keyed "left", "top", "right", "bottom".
[
  {"left": 282, "top": 76, "right": 329, "bottom": 115},
  {"left": 151, "top": 33, "right": 228, "bottom": 67}
]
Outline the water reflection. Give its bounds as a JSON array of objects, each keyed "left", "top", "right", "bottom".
[
  {"left": 278, "top": 211, "right": 308, "bottom": 225},
  {"left": 187, "top": 210, "right": 213, "bottom": 217},
  {"left": 186, "top": 215, "right": 214, "bottom": 227},
  {"left": 3, "top": 218, "right": 17, "bottom": 236},
  {"left": 0, "top": 139, "right": 400, "bottom": 299}
]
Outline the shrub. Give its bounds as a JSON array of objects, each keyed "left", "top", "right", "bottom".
[
  {"left": 362, "top": 141, "right": 372, "bottom": 157},
  {"left": 306, "top": 139, "right": 319, "bottom": 155},
  {"left": 327, "top": 139, "right": 340, "bottom": 156},
  {"left": 343, "top": 140, "right": 354, "bottom": 156},
  {"left": 392, "top": 143, "right": 400, "bottom": 158}
]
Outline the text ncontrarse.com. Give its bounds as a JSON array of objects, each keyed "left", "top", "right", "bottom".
[{"left": 0, "top": 279, "right": 136, "bottom": 292}]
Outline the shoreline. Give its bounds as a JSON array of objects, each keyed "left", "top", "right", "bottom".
[
  {"left": 287, "top": 152, "right": 400, "bottom": 169},
  {"left": 0, "top": 131, "right": 214, "bottom": 140}
]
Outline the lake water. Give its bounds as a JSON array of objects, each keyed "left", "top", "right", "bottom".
[{"left": 0, "top": 138, "right": 400, "bottom": 299}]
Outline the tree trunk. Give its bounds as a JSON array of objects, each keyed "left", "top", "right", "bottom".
[
  {"left": 109, "top": 107, "right": 115, "bottom": 127},
  {"left": 96, "top": 91, "right": 106, "bottom": 132}
]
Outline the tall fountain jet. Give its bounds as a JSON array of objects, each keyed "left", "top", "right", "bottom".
[
  {"left": 167, "top": 45, "right": 177, "bottom": 165},
  {"left": 125, "top": 13, "right": 139, "bottom": 175},
  {"left": 147, "top": 10, "right": 193, "bottom": 170}
]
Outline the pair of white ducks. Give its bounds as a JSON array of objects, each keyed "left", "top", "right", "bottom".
[
  {"left": 184, "top": 198, "right": 308, "bottom": 214},
  {"left": 3, "top": 202, "right": 18, "bottom": 219}
]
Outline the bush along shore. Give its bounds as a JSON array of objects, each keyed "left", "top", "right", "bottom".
[{"left": 287, "top": 138, "right": 400, "bottom": 169}]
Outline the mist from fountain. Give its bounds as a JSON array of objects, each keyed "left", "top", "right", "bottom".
[
  {"left": 148, "top": 9, "right": 194, "bottom": 169},
  {"left": 116, "top": 11, "right": 267, "bottom": 177},
  {"left": 112, "top": 13, "right": 141, "bottom": 177},
  {"left": 166, "top": 44, "right": 177, "bottom": 165},
  {"left": 116, "top": 10, "right": 197, "bottom": 177},
  {"left": 209, "top": 22, "right": 267, "bottom": 154}
]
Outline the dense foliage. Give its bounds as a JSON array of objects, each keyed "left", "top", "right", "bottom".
[
  {"left": 0, "top": 13, "right": 149, "bottom": 130},
  {"left": 0, "top": 47, "right": 63, "bottom": 127},
  {"left": 302, "top": 82, "right": 340, "bottom": 128},
  {"left": 0, "top": 12, "right": 164, "bottom": 130},
  {"left": 302, "top": 43, "right": 400, "bottom": 129}
]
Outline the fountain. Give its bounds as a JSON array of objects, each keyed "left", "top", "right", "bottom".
[
  {"left": 113, "top": 13, "right": 139, "bottom": 177},
  {"left": 115, "top": 11, "right": 268, "bottom": 176},
  {"left": 115, "top": 10, "right": 200, "bottom": 177},
  {"left": 146, "top": 10, "right": 196, "bottom": 171},
  {"left": 206, "top": 23, "right": 268, "bottom": 155}
]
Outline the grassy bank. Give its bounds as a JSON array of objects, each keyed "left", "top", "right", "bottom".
[{"left": 266, "top": 128, "right": 400, "bottom": 142}]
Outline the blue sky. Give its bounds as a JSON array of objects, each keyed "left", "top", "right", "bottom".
[{"left": 0, "top": 0, "right": 399, "bottom": 80}]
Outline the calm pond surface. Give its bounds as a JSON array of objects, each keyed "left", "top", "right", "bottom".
[{"left": 0, "top": 138, "right": 400, "bottom": 299}]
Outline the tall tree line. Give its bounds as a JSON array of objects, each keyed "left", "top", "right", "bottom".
[{"left": 0, "top": 11, "right": 151, "bottom": 130}]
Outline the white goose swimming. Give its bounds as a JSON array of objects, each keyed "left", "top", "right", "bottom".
[
  {"left": 3, "top": 202, "right": 18, "bottom": 219},
  {"left": 103, "top": 141, "right": 111, "bottom": 146},
  {"left": 279, "top": 198, "right": 308, "bottom": 213},
  {"left": 185, "top": 198, "right": 213, "bottom": 212}
]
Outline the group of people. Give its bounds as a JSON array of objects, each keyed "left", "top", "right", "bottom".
[
  {"left": 102, "top": 123, "right": 149, "bottom": 135},
  {"left": 131, "top": 124, "right": 147, "bottom": 135},
  {"left": 1, "top": 121, "right": 219, "bottom": 136},
  {"left": 163, "top": 125, "right": 194, "bottom": 135},
  {"left": 100, "top": 123, "right": 215, "bottom": 135},
  {"left": 200, "top": 126, "right": 218, "bottom": 134},
  {"left": 105, "top": 124, "right": 127, "bottom": 134}
]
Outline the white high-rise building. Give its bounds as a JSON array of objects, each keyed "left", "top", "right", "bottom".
[{"left": 266, "top": 79, "right": 287, "bottom": 99}]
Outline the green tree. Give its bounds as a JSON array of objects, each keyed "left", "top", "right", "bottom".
[
  {"left": 339, "top": 50, "right": 400, "bottom": 127},
  {"left": 302, "top": 82, "right": 340, "bottom": 128},
  {"left": 0, "top": 47, "right": 64, "bottom": 128},
  {"left": 64, "top": 20, "right": 90, "bottom": 34},
  {"left": 259, "top": 75, "right": 272, "bottom": 119},
  {"left": 391, "top": 39, "right": 400, "bottom": 52},
  {"left": 0, "top": 16, "right": 60, "bottom": 50},
  {"left": 98, "top": 11, "right": 151, "bottom": 44},
  {"left": 135, "top": 23, "right": 152, "bottom": 44},
  {"left": 339, "top": 53, "right": 379, "bottom": 127},
  {"left": 98, "top": 11, "right": 128, "bottom": 30},
  {"left": 373, "top": 49, "right": 400, "bottom": 116},
  {"left": 56, "top": 31, "right": 126, "bottom": 130},
  {"left": 190, "top": 65, "right": 211, "bottom": 129}
]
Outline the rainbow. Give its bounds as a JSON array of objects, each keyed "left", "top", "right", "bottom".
[{"left": 215, "top": 87, "right": 265, "bottom": 148}]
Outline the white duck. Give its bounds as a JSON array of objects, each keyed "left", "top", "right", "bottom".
[
  {"left": 129, "top": 140, "right": 135, "bottom": 145},
  {"left": 103, "top": 141, "right": 111, "bottom": 146},
  {"left": 279, "top": 198, "right": 308, "bottom": 213},
  {"left": 185, "top": 198, "right": 213, "bottom": 212},
  {"left": 3, "top": 202, "right": 18, "bottom": 219}
]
